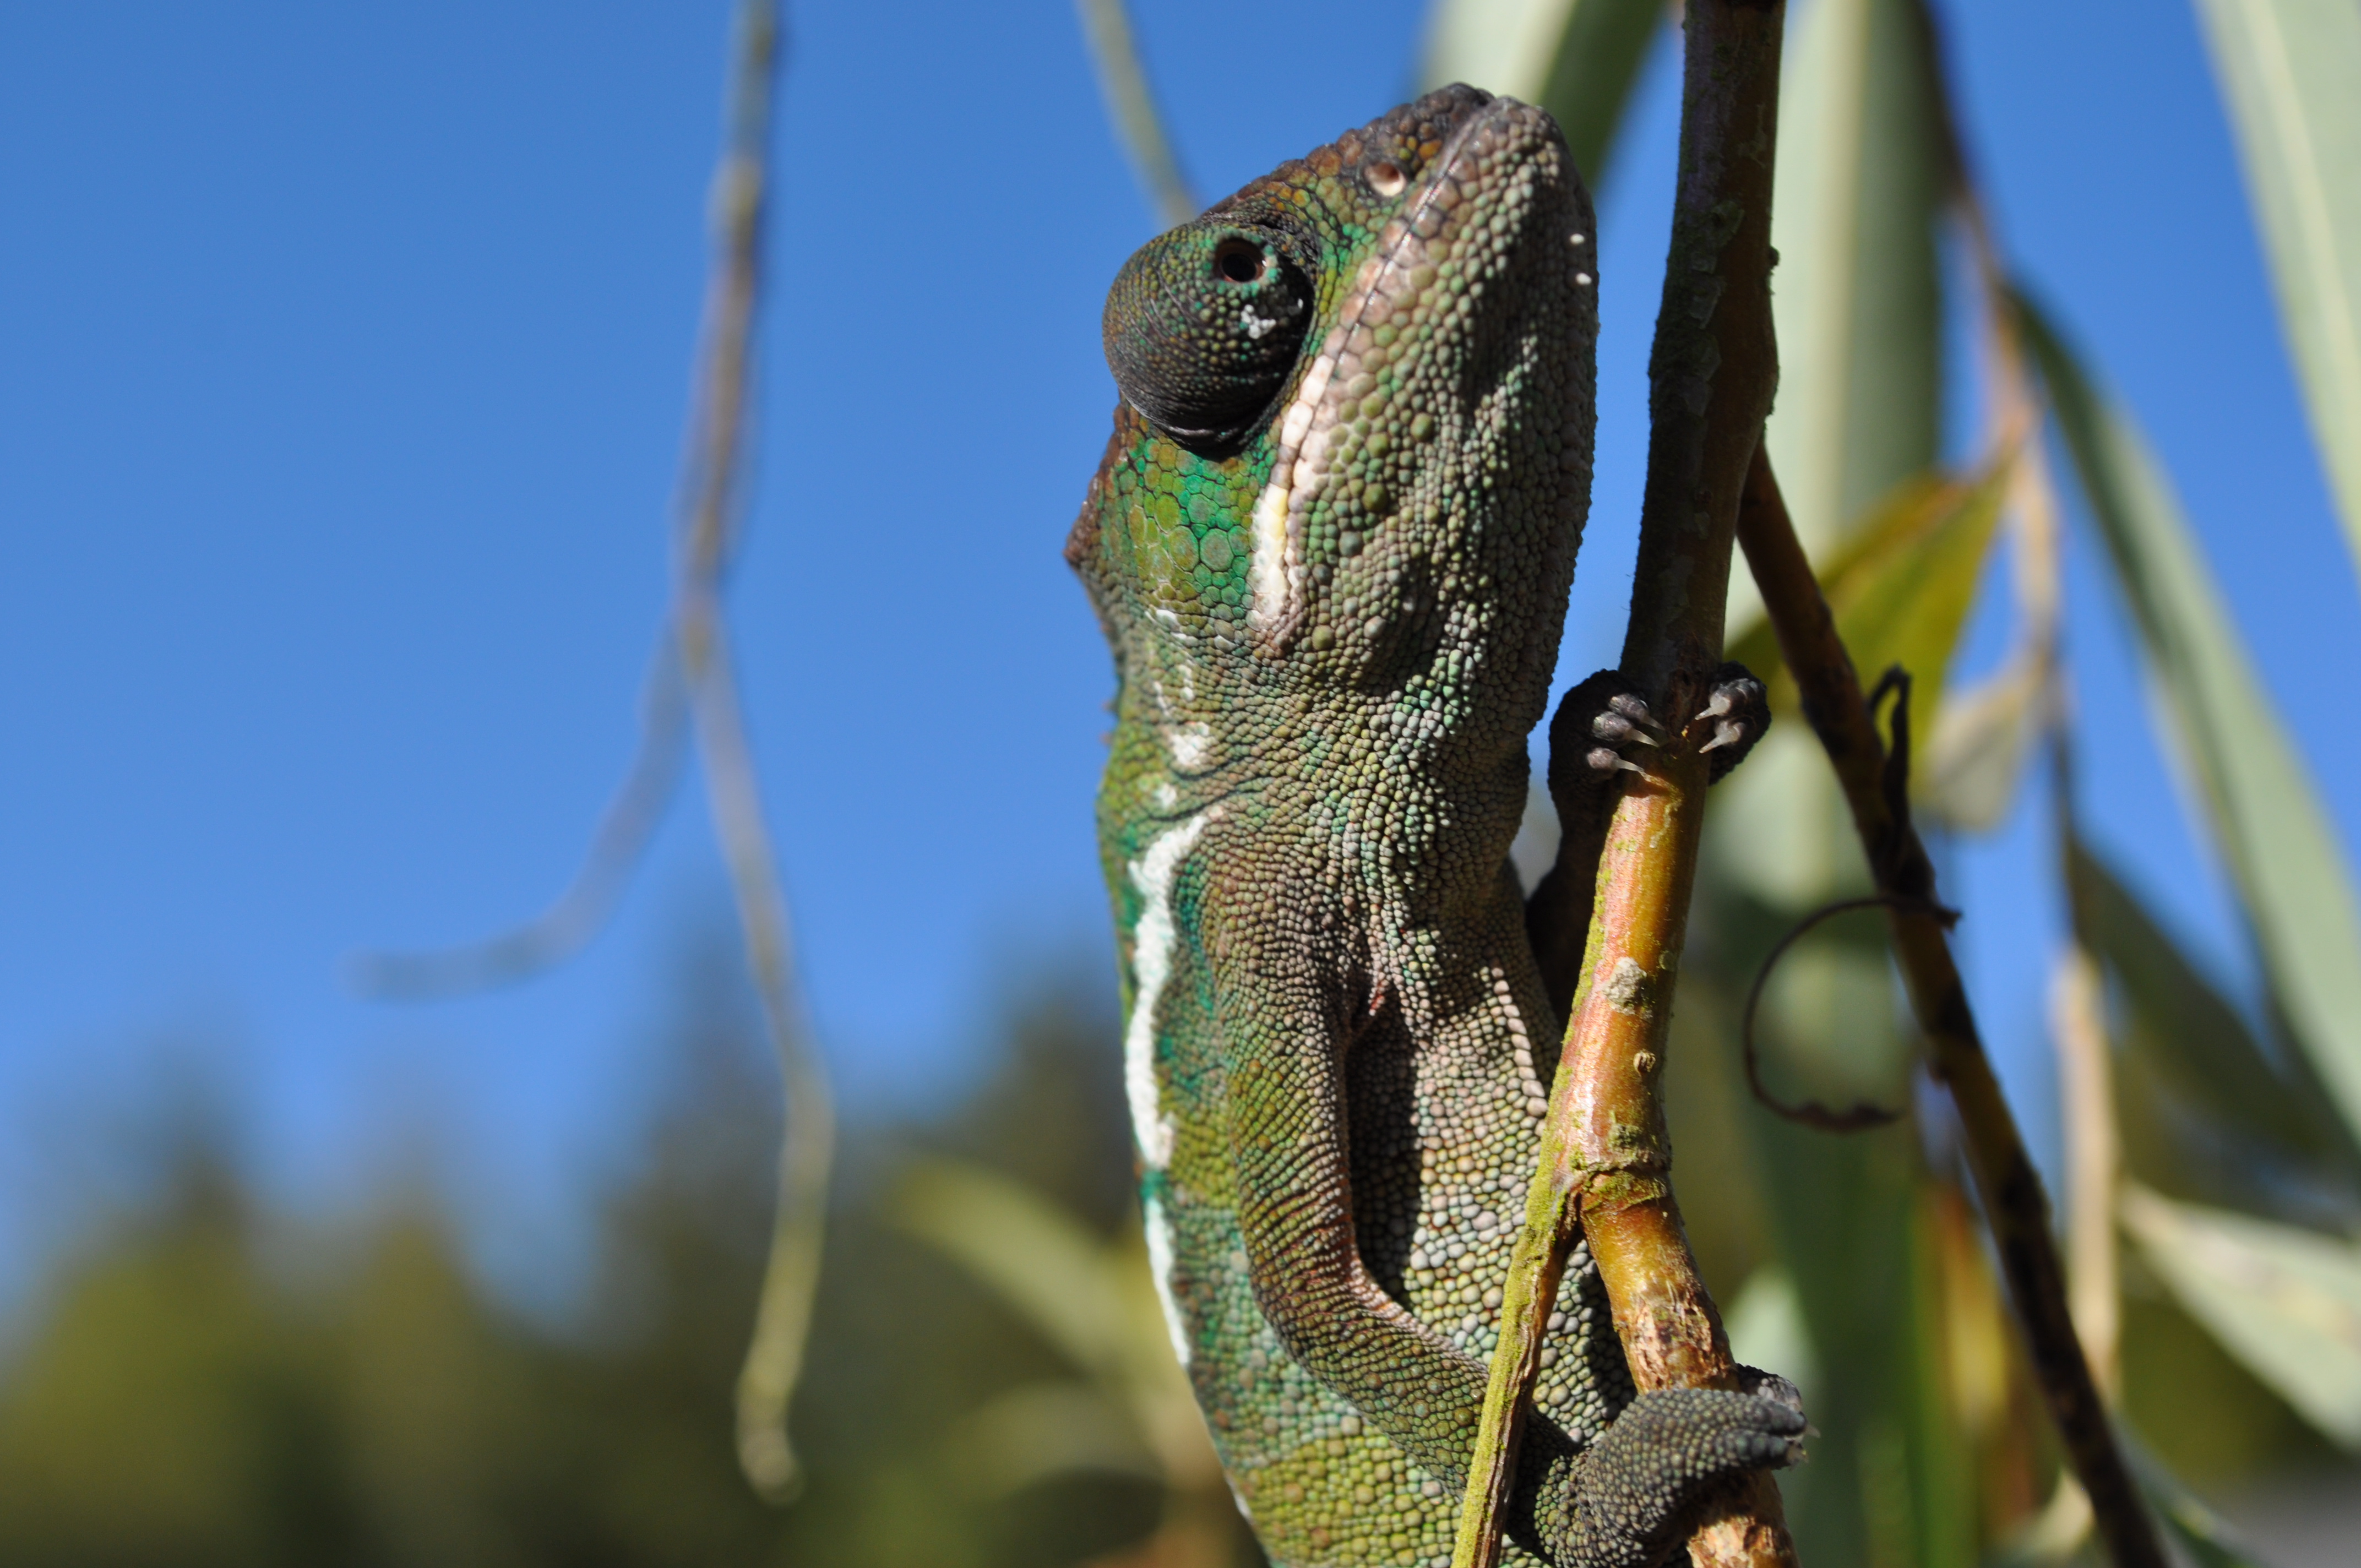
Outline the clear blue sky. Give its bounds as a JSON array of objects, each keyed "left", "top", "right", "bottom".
[{"left": 3, "top": 0, "right": 2353, "bottom": 1310}]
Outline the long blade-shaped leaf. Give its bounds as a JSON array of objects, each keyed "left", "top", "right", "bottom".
[
  {"left": 2121, "top": 1431, "right": 2276, "bottom": 1568},
  {"left": 1419, "top": 0, "right": 1664, "bottom": 185},
  {"left": 894, "top": 1157, "right": 1129, "bottom": 1378},
  {"left": 2020, "top": 292, "right": 2361, "bottom": 1147},
  {"left": 1756, "top": 0, "right": 1946, "bottom": 561},
  {"left": 2191, "top": 0, "right": 2361, "bottom": 581},
  {"left": 2119, "top": 1184, "right": 2361, "bottom": 1447},
  {"left": 1728, "top": 460, "right": 2009, "bottom": 749}
]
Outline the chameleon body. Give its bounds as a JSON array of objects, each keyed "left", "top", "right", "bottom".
[{"left": 1068, "top": 89, "right": 1800, "bottom": 1568}]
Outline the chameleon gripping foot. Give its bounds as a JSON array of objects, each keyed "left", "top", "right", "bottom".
[{"left": 1551, "top": 1384, "right": 1808, "bottom": 1568}]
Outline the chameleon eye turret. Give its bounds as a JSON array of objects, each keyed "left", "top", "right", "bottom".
[{"left": 1101, "top": 223, "right": 1312, "bottom": 453}]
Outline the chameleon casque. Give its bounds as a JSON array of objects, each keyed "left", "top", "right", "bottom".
[{"left": 1067, "top": 87, "right": 1803, "bottom": 1568}]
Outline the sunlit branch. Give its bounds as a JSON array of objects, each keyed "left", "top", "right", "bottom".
[{"left": 1455, "top": 6, "right": 1796, "bottom": 1565}]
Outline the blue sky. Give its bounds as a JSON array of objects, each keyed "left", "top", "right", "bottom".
[{"left": 2, "top": 0, "right": 2353, "bottom": 1309}]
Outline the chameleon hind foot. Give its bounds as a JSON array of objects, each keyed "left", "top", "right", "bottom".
[{"left": 1551, "top": 1383, "right": 1808, "bottom": 1568}]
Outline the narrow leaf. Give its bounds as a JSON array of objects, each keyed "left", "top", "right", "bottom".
[
  {"left": 1419, "top": 0, "right": 1666, "bottom": 186},
  {"left": 2119, "top": 1184, "right": 2361, "bottom": 1447},
  {"left": 1728, "top": 458, "right": 2009, "bottom": 749},
  {"left": 894, "top": 1157, "right": 1128, "bottom": 1378},
  {"left": 1915, "top": 657, "right": 2041, "bottom": 832},
  {"left": 2121, "top": 1431, "right": 2276, "bottom": 1568},
  {"left": 2021, "top": 292, "right": 2361, "bottom": 1148},
  {"left": 946, "top": 1381, "right": 1161, "bottom": 1495},
  {"left": 1755, "top": 0, "right": 1947, "bottom": 561},
  {"left": 2191, "top": 0, "right": 2361, "bottom": 581},
  {"left": 2071, "top": 840, "right": 2347, "bottom": 1164}
]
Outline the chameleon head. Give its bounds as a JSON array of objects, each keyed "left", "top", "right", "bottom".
[{"left": 1075, "top": 85, "right": 1596, "bottom": 737}]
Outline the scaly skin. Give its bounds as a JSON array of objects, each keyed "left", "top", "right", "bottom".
[{"left": 1068, "top": 89, "right": 1800, "bottom": 1568}]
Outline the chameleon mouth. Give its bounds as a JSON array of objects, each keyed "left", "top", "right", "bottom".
[{"left": 1247, "top": 93, "right": 1568, "bottom": 652}]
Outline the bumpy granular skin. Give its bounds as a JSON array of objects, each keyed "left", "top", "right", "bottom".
[{"left": 1068, "top": 87, "right": 1802, "bottom": 1568}]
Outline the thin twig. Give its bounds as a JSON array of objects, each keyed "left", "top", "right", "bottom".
[
  {"left": 346, "top": 649, "right": 687, "bottom": 998},
  {"left": 1073, "top": 0, "right": 1198, "bottom": 228},
  {"left": 1454, "top": 6, "right": 1796, "bottom": 1566},
  {"left": 1733, "top": 449, "right": 2168, "bottom": 1568},
  {"left": 665, "top": 0, "right": 837, "bottom": 1502}
]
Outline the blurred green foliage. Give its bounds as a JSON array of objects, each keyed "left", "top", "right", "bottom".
[{"left": 0, "top": 947, "right": 1259, "bottom": 1567}]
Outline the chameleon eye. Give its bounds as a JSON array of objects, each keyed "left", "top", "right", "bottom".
[{"left": 1102, "top": 222, "right": 1312, "bottom": 454}]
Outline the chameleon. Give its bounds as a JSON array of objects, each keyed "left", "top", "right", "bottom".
[{"left": 1067, "top": 86, "right": 1801, "bottom": 1568}]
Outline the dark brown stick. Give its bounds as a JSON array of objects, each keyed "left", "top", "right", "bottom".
[{"left": 1733, "top": 447, "right": 2167, "bottom": 1568}]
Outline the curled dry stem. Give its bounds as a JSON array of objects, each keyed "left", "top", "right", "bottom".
[{"left": 1452, "top": 6, "right": 1796, "bottom": 1567}]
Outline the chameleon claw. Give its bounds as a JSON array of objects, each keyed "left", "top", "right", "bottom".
[
  {"left": 1698, "top": 720, "right": 1745, "bottom": 753},
  {"left": 1586, "top": 746, "right": 1648, "bottom": 776},
  {"left": 1590, "top": 711, "right": 1660, "bottom": 748},
  {"left": 1607, "top": 692, "right": 1666, "bottom": 738}
]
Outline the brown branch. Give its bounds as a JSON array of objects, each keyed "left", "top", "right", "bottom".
[
  {"left": 1733, "top": 448, "right": 2168, "bottom": 1568},
  {"left": 1452, "top": 6, "right": 1794, "bottom": 1566}
]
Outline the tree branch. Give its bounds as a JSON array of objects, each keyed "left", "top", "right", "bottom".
[{"left": 1452, "top": 7, "right": 1795, "bottom": 1566}]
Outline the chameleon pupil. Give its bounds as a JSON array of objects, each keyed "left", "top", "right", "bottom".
[{"left": 1215, "top": 241, "right": 1264, "bottom": 284}]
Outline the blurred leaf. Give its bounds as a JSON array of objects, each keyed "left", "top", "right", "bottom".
[
  {"left": 893, "top": 1156, "right": 1217, "bottom": 1488},
  {"left": 1916, "top": 657, "right": 2042, "bottom": 832},
  {"left": 1723, "top": 1265, "right": 1821, "bottom": 1408},
  {"left": 2071, "top": 839, "right": 2349, "bottom": 1169},
  {"left": 2119, "top": 1184, "right": 2361, "bottom": 1448},
  {"left": 2191, "top": 0, "right": 2361, "bottom": 581},
  {"left": 2122, "top": 1432, "right": 2275, "bottom": 1568},
  {"left": 1729, "top": 458, "right": 2010, "bottom": 754},
  {"left": 895, "top": 1156, "right": 1131, "bottom": 1379},
  {"left": 1751, "top": 0, "right": 1946, "bottom": 578},
  {"left": 2020, "top": 292, "right": 2361, "bottom": 1150},
  {"left": 1075, "top": 0, "right": 1197, "bottom": 228},
  {"left": 1419, "top": 0, "right": 1666, "bottom": 186},
  {"left": 947, "top": 1381, "right": 1161, "bottom": 1495}
]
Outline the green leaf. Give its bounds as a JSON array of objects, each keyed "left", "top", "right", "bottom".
[
  {"left": 1753, "top": 0, "right": 1947, "bottom": 565},
  {"left": 2119, "top": 1185, "right": 2361, "bottom": 1448},
  {"left": 893, "top": 1157, "right": 1218, "bottom": 1485},
  {"left": 893, "top": 1157, "right": 1131, "bottom": 1379},
  {"left": 2121, "top": 1428, "right": 2275, "bottom": 1568},
  {"left": 2020, "top": 291, "right": 2361, "bottom": 1150},
  {"left": 2071, "top": 839, "right": 2350, "bottom": 1167},
  {"left": 1915, "top": 658, "right": 2042, "bottom": 833},
  {"left": 945, "top": 1380, "right": 1161, "bottom": 1495},
  {"left": 1418, "top": 0, "right": 1666, "bottom": 186},
  {"left": 2191, "top": 0, "right": 2361, "bottom": 582},
  {"left": 1727, "top": 459, "right": 2010, "bottom": 755}
]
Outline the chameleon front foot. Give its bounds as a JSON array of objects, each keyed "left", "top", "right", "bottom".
[
  {"left": 1549, "top": 1384, "right": 1808, "bottom": 1568},
  {"left": 1526, "top": 665, "right": 1772, "bottom": 1014},
  {"left": 1552, "top": 664, "right": 1771, "bottom": 793},
  {"left": 1693, "top": 663, "right": 1770, "bottom": 782}
]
